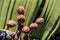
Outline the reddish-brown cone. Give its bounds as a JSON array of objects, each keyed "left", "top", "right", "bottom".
[
  {"left": 35, "top": 18, "right": 44, "bottom": 25},
  {"left": 13, "top": 34, "right": 18, "bottom": 40},
  {"left": 6, "top": 20, "right": 16, "bottom": 28},
  {"left": 22, "top": 26, "right": 30, "bottom": 33},
  {"left": 17, "top": 15, "right": 26, "bottom": 23},
  {"left": 17, "top": 6, "right": 24, "bottom": 15},
  {"left": 29, "top": 23, "right": 38, "bottom": 30}
]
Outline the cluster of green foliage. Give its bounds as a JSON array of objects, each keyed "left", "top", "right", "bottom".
[{"left": 0, "top": 0, "right": 60, "bottom": 40}]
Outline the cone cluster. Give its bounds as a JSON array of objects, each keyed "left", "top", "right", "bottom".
[{"left": 6, "top": 6, "right": 44, "bottom": 40}]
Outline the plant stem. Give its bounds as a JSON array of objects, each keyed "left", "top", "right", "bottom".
[
  {"left": 28, "top": 34, "right": 30, "bottom": 40},
  {"left": 28, "top": 31, "right": 31, "bottom": 40}
]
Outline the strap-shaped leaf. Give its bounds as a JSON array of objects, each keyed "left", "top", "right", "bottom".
[
  {"left": 47, "top": 16, "right": 60, "bottom": 40},
  {"left": 31, "top": 0, "right": 60, "bottom": 40},
  {"left": 0, "top": 0, "right": 59, "bottom": 40},
  {"left": 5, "top": 0, "right": 27, "bottom": 32},
  {"left": 21, "top": 0, "right": 43, "bottom": 38},
  {"left": 0, "top": 0, "right": 10, "bottom": 29}
]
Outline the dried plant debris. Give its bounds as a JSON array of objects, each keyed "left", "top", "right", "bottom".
[{"left": 0, "top": 29, "right": 21, "bottom": 40}]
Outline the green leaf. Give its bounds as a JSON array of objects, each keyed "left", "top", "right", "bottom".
[
  {"left": 0, "top": 0, "right": 10, "bottom": 29},
  {"left": 31, "top": 0, "right": 60, "bottom": 40},
  {"left": 21, "top": 0, "right": 43, "bottom": 38},
  {"left": 0, "top": 0, "right": 60, "bottom": 40}
]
